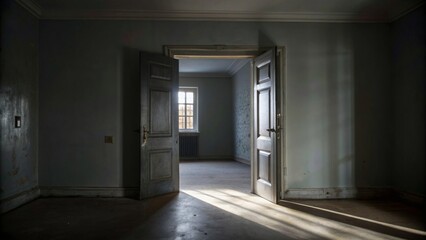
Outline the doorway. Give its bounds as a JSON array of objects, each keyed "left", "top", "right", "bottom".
[
  {"left": 164, "top": 45, "right": 286, "bottom": 203},
  {"left": 177, "top": 57, "right": 253, "bottom": 196}
]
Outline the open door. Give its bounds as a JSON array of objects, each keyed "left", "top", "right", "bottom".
[
  {"left": 253, "top": 48, "right": 281, "bottom": 203},
  {"left": 140, "top": 51, "right": 179, "bottom": 199}
]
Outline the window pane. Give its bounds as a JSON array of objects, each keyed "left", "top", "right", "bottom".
[
  {"left": 186, "top": 117, "right": 193, "bottom": 129},
  {"left": 179, "top": 117, "right": 185, "bottom": 129},
  {"left": 178, "top": 88, "right": 197, "bottom": 131},
  {"left": 178, "top": 92, "right": 185, "bottom": 103},
  {"left": 186, "top": 104, "right": 193, "bottom": 116},
  {"left": 179, "top": 104, "right": 185, "bottom": 116},
  {"left": 186, "top": 92, "right": 194, "bottom": 104}
]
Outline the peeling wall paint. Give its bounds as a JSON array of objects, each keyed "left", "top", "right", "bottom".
[
  {"left": 232, "top": 63, "right": 251, "bottom": 163},
  {"left": 0, "top": 0, "right": 39, "bottom": 200}
]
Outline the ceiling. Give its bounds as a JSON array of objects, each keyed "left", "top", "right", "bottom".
[
  {"left": 179, "top": 58, "right": 251, "bottom": 77},
  {"left": 21, "top": 0, "right": 424, "bottom": 22}
]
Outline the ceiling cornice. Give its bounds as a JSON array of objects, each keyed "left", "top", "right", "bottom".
[
  {"left": 41, "top": 10, "right": 389, "bottom": 23},
  {"left": 228, "top": 59, "right": 250, "bottom": 76},
  {"left": 179, "top": 72, "right": 231, "bottom": 78},
  {"left": 15, "top": 0, "right": 42, "bottom": 18},
  {"left": 14, "top": 0, "right": 425, "bottom": 23}
]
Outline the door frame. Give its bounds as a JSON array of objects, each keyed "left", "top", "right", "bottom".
[{"left": 164, "top": 45, "right": 287, "bottom": 201}]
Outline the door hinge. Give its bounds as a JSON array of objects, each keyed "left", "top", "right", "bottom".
[{"left": 277, "top": 113, "right": 282, "bottom": 127}]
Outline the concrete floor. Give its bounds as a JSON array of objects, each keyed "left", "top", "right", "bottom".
[{"left": 1, "top": 160, "right": 425, "bottom": 239}]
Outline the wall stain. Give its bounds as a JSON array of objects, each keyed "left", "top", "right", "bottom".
[
  {"left": 17, "top": 177, "right": 28, "bottom": 185},
  {"left": 11, "top": 150, "right": 16, "bottom": 162},
  {"left": 9, "top": 167, "right": 20, "bottom": 176},
  {"left": 1, "top": 0, "right": 38, "bottom": 202}
]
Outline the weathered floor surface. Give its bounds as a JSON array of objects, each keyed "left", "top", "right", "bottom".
[{"left": 1, "top": 160, "right": 424, "bottom": 239}]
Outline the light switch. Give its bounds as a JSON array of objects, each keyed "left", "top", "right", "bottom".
[
  {"left": 15, "top": 116, "right": 21, "bottom": 128},
  {"left": 105, "top": 136, "right": 113, "bottom": 144}
]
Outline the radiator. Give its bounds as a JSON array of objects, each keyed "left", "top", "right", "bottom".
[{"left": 179, "top": 134, "right": 199, "bottom": 158}]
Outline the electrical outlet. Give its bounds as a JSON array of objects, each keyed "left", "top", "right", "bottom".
[
  {"left": 15, "top": 116, "right": 21, "bottom": 128},
  {"left": 105, "top": 136, "right": 113, "bottom": 144}
]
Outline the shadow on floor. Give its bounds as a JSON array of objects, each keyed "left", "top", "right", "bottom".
[
  {"left": 180, "top": 160, "right": 422, "bottom": 239},
  {"left": 0, "top": 193, "right": 305, "bottom": 240},
  {"left": 126, "top": 192, "right": 310, "bottom": 240},
  {"left": 2, "top": 161, "right": 425, "bottom": 240},
  {"left": 0, "top": 194, "right": 177, "bottom": 240},
  {"left": 280, "top": 200, "right": 426, "bottom": 240}
]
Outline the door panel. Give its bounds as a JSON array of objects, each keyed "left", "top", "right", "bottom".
[
  {"left": 258, "top": 89, "right": 271, "bottom": 137},
  {"left": 150, "top": 89, "right": 171, "bottom": 136},
  {"left": 149, "top": 149, "right": 173, "bottom": 180},
  {"left": 253, "top": 49, "right": 277, "bottom": 203},
  {"left": 258, "top": 151, "right": 271, "bottom": 182},
  {"left": 140, "top": 52, "right": 179, "bottom": 199}
]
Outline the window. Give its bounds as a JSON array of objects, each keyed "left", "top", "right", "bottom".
[{"left": 178, "top": 87, "right": 198, "bottom": 132}]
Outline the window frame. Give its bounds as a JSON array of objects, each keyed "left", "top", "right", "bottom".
[{"left": 178, "top": 87, "right": 199, "bottom": 133}]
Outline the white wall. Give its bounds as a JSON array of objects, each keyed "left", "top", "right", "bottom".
[
  {"left": 391, "top": 6, "right": 425, "bottom": 196},
  {"left": 179, "top": 76, "right": 234, "bottom": 159},
  {"left": 0, "top": 0, "right": 39, "bottom": 210},
  {"left": 286, "top": 25, "right": 392, "bottom": 189},
  {"left": 39, "top": 20, "right": 392, "bottom": 191}
]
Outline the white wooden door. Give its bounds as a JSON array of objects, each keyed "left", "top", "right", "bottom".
[
  {"left": 140, "top": 51, "right": 179, "bottom": 199},
  {"left": 253, "top": 49, "right": 279, "bottom": 203}
]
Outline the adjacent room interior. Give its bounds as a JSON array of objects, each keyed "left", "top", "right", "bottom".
[
  {"left": 177, "top": 57, "right": 252, "bottom": 196},
  {"left": 1, "top": 0, "right": 425, "bottom": 239},
  {"left": 178, "top": 58, "right": 252, "bottom": 164}
]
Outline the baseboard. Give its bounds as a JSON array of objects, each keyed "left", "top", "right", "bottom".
[
  {"left": 198, "top": 155, "right": 234, "bottom": 160},
  {"left": 40, "top": 187, "right": 139, "bottom": 198},
  {"left": 283, "top": 187, "right": 393, "bottom": 199},
  {"left": 234, "top": 157, "right": 250, "bottom": 165},
  {"left": 180, "top": 155, "right": 234, "bottom": 161},
  {"left": 0, "top": 187, "right": 40, "bottom": 213}
]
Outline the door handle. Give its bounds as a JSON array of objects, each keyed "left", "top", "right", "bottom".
[
  {"left": 142, "top": 126, "right": 150, "bottom": 146},
  {"left": 266, "top": 128, "right": 276, "bottom": 133},
  {"left": 267, "top": 126, "right": 282, "bottom": 133},
  {"left": 267, "top": 114, "right": 282, "bottom": 133}
]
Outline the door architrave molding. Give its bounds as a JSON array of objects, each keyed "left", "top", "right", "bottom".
[{"left": 163, "top": 45, "right": 287, "bottom": 201}]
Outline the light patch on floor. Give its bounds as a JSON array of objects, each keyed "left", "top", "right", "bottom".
[
  {"left": 180, "top": 160, "right": 425, "bottom": 240},
  {"left": 1, "top": 160, "right": 424, "bottom": 240},
  {"left": 182, "top": 188, "right": 405, "bottom": 239}
]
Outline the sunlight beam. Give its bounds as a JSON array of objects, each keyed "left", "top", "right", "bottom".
[{"left": 182, "top": 188, "right": 404, "bottom": 240}]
